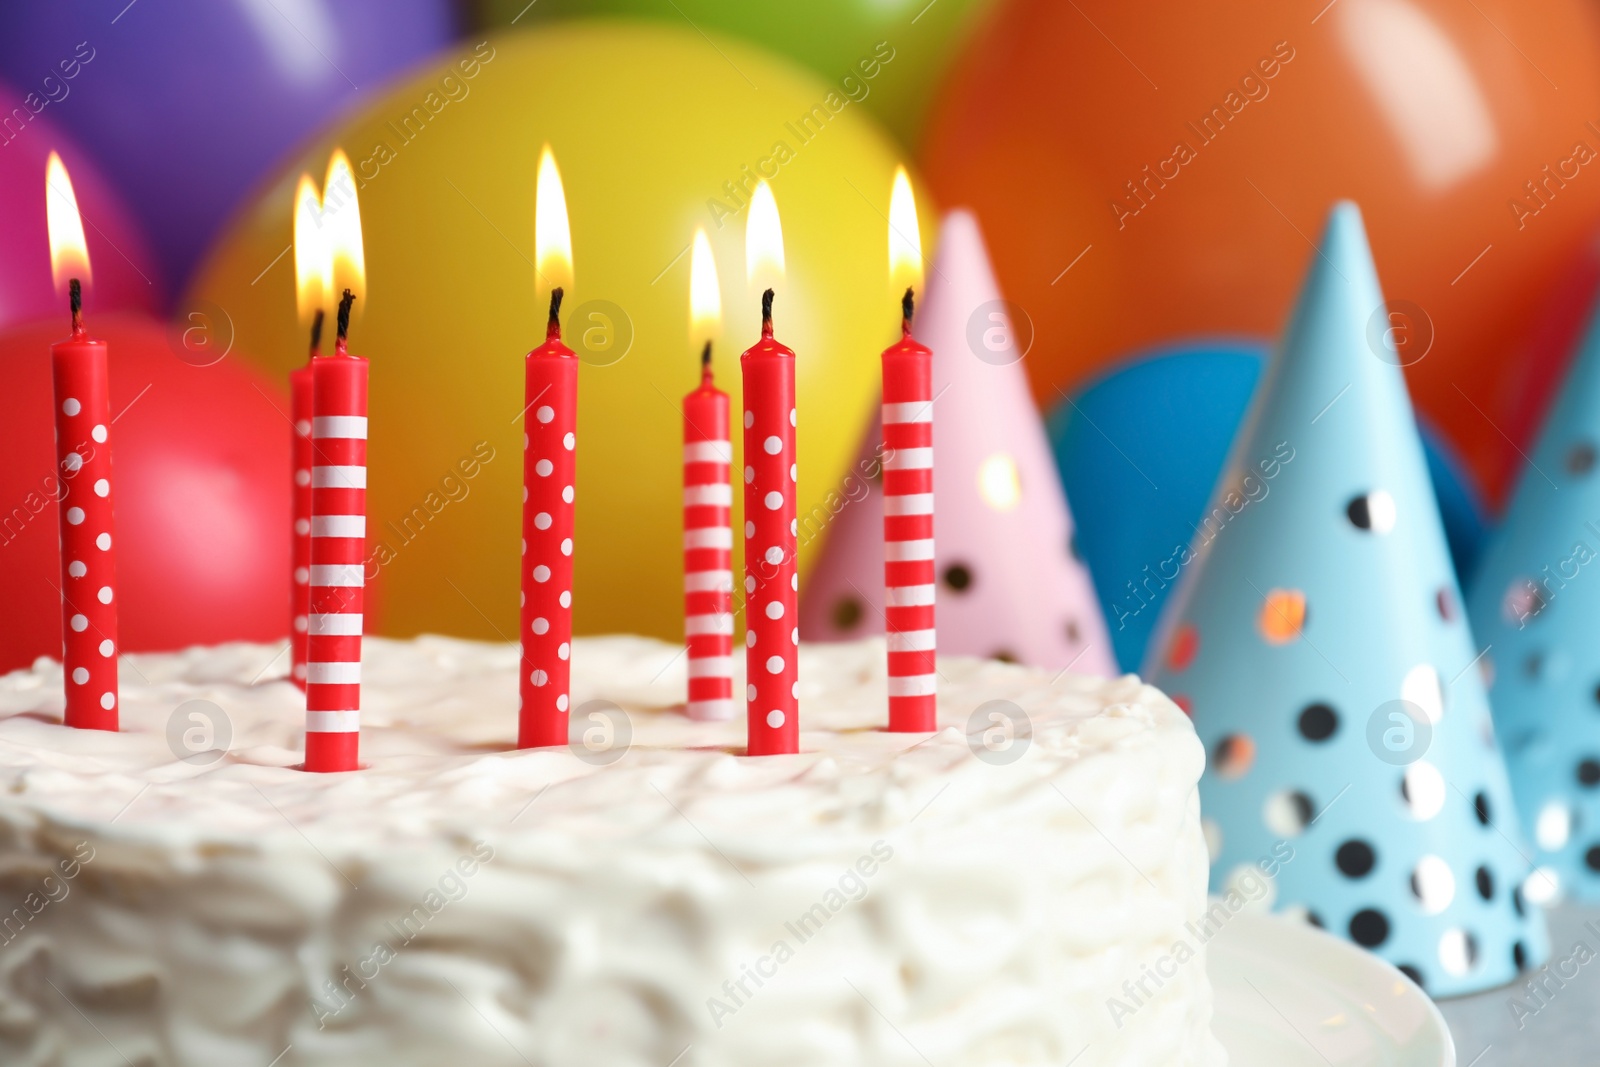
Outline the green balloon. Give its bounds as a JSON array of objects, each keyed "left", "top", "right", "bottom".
[{"left": 469, "top": 0, "right": 996, "bottom": 144}]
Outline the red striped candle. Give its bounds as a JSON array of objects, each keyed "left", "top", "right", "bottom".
[
  {"left": 289, "top": 311, "right": 321, "bottom": 691},
  {"left": 305, "top": 291, "right": 366, "bottom": 772},
  {"left": 881, "top": 288, "right": 936, "bottom": 732},
  {"left": 742, "top": 289, "right": 798, "bottom": 755},
  {"left": 52, "top": 280, "right": 118, "bottom": 731},
  {"left": 684, "top": 346, "right": 734, "bottom": 721},
  {"left": 520, "top": 289, "right": 577, "bottom": 748}
]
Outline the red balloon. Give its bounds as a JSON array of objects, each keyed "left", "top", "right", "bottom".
[
  {"left": 921, "top": 0, "right": 1600, "bottom": 505},
  {"left": 0, "top": 314, "right": 290, "bottom": 671},
  {"left": 0, "top": 78, "right": 163, "bottom": 329}
]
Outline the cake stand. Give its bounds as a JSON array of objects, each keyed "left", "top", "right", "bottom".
[{"left": 1210, "top": 911, "right": 1455, "bottom": 1065}]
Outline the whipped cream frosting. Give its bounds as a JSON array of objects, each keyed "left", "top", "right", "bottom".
[{"left": 0, "top": 636, "right": 1225, "bottom": 1066}]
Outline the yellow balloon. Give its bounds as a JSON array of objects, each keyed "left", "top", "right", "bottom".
[{"left": 189, "top": 23, "right": 938, "bottom": 643}]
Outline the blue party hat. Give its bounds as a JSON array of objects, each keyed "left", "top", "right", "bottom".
[
  {"left": 1468, "top": 290, "right": 1600, "bottom": 903},
  {"left": 1146, "top": 202, "right": 1549, "bottom": 997}
]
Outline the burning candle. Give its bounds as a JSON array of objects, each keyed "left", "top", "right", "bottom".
[
  {"left": 742, "top": 181, "right": 798, "bottom": 756},
  {"left": 881, "top": 167, "right": 936, "bottom": 732},
  {"left": 46, "top": 153, "right": 118, "bottom": 731},
  {"left": 683, "top": 228, "right": 734, "bottom": 722},
  {"left": 290, "top": 168, "right": 331, "bottom": 691},
  {"left": 520, "top": 145, "right": 577, "bottom": 749},
  {"left": 304, "top": 155, "right": 367, "bottom": 774}
]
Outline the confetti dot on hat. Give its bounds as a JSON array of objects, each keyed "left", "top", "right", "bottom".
[
  {"left": 1336, "top": 840, "right": 1377, "bottom": 878},
  {"left": 1346, "top": 490, "right": 1396, "bottom": 533},
  {"left": 1257, "top": 589, "right": 1307, "bottom": 644},
  {"left": 1349, "top": 909, "right": 1390, "bottom": 948},
  {"left": 831, "top": 598, "right": 862, "bottom": 631},
  {"left": 943, "top": 563, "right": 972, "bottom": 592},
  {"left": 1402, "top": 761, "right": 1447, "bottom": 820},
  {"left": 1213, "top": 735, "right": 1254, "bottom": 779},
  {"left": 1263, "top": 791, "right": 1313, "bottom": 837},
  {"left": 1568, "top": 441, "right": 1597, "bottom": 474},
  {"left": 1298, "top": 702, "right": 1338, "bottom": 741},
  {"left": 1166, "top": 624, "right": 1199, "bottom": 672},
  {"left": 1536, "top": 802, "right": 1572, "bottom": 850},
  {"left": 1439, "top": 929, "right": 1478, "bottom": 976}
]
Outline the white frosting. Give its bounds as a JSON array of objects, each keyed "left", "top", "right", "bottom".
[{"left": 0, "top": 636, "right": 1225, "bottom": 1066}]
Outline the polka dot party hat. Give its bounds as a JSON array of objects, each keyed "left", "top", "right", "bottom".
[
  {"left": 1468, "top": 284, "right": 1600, "bottom": 904},
  {"left": 797, "top": 210, "right": 1113, "bottom": 674},
  {"left": 1145, "top": 202, "right": 1549, "bottom": 997}
]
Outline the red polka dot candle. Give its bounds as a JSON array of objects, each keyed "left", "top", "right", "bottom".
[
  {"left": 882, "top": 168, "right": 936, "bottom": 732},
  {"left": 290, "top": 170, "right": 332, "bottom": 692},
  {"left": 520, "top": 146, "right": 577, "bottom": 749},
  {"left": 46, "top": 152, "right": 117, "bottom": 731},
  {"left": 742, "top": 181, "right": 798, "bottom": 756},
  {"left": 305, "top": 291, "right": 367, "bottom": 773},
  {"left": 289, "top": 337, "right": 316, "bottom": 692},
  {"left": 683, "top": 229, "right": 734, "bottom": 721}
]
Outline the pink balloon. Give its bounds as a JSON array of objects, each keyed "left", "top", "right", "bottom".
[{"left": 0, "top": 77, "right": 162, "bottom": 329}]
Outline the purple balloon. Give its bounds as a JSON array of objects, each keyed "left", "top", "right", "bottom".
[{"left": 0, "top": 0, "right": 457, "bottom": 293}]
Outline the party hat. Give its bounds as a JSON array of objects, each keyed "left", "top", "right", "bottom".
[
  {"left": 1468, "top": 294, "right": 1600, "bottom": 903},
  {"left": 799, "top": 211, "right": 1114, "bottom": 675},
  {"left": 1145, "top": 202, "right": 1549, "bottom": 997}
]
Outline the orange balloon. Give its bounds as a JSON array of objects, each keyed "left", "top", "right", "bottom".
[{"left": 921, "top": 0, "right": 1600, "bottom": 505}]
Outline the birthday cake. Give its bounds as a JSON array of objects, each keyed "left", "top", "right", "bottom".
[{"left": 0, "top": 636, "right": 1224, "bottom": 1067}]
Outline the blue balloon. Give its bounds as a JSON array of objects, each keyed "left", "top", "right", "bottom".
[
  {"left": 0, "top": 0, "right": 457, "bottom": 291},
  {"left": 1049, "top": 341, "right": 1490, "bottom": 672}
]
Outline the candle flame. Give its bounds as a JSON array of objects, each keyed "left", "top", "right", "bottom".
[
  {"left": 322, "top": 149, "right": 366, "bottom": 312},
  {"left": 45, "top": 152, "right": 91, "bottom": 294},
  {"left": 888, "top": 166, "right": 923, "bottom": 294},
  {"left": 293, "top": 172, "right": 330, "bottom": 326},
  {"left": 689, "top": 228, "right": 722, "bottom": 350},
  {"left": 745, "top": 180, "right": 785, "bottom": 290},
  {"left": 535, "top": 145, "right": 573, "bottom": 297}
]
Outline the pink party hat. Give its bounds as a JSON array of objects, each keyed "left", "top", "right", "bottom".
[{"left": 799, "top": 210, "right": 1114, "bottom": 674}]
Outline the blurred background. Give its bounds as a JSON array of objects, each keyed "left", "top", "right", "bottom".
[
  {"left": 9, "top": 0, "right": 1600, "bottom": 1044},
  {"left": 6, "top": 0, "right": 1597, "bottom": 670}
]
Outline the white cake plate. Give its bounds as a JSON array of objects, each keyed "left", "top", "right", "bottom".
[{"left": 1209, "top": 911, "right": 1455, "bottom": 1066}]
